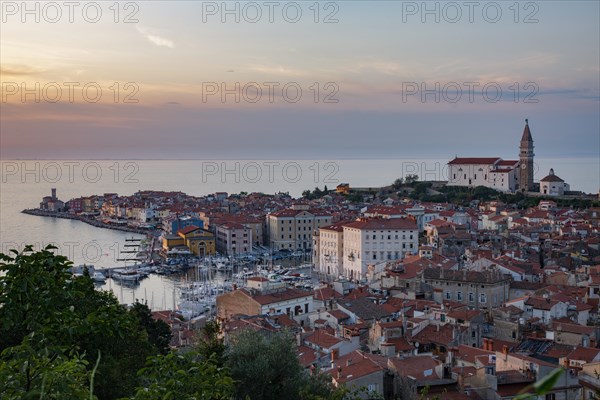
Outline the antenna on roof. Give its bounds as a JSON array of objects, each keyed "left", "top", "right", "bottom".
[{"left": 525, "top": 118, "right": 528, "bottom": 125}]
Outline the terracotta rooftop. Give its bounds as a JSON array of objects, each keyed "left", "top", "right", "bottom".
[
  {"left": 241, "top": 288, "right": 312, "bottom": 305},
  {"left": 329, "top": 351, "right": 387, "bottom": 384},
  {"left": 304, "top": 329, "right": 343, "bottom": 349},
  {"left": 389, "top": 355, "right": 442, "bottom": 379},
  {"left": 343, "top": 218, "right": 417, "bottom": 230},
  {"left": 448, "top": 157, "right": 501, "bottom": 165}
]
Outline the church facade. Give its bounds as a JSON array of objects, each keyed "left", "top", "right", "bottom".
[{"left": 447, "top": 120, "right": 535, "bottom": 193}]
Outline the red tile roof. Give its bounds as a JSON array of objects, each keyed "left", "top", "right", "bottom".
[
  {"left": 448, "top": 157, "right": 501, "bottom": 165},
  {"left": 177, "top": 225, "right": 201, "bottom": 235},
  {"left": 343, "top": 218, "right": 417, "bottom": 230},
  {"left": 305, "top": 329, "right": 343, "bottom": 349},
  {"left": 242, "top": 288, "right": 312, "bottom": 305},
  {"left": 329, "top": 351, "right": 386, "bottom": 384}
]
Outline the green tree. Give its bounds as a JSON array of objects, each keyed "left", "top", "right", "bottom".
[
  {"left": 128, "top": 351, "right": 234, "bottom": 400},
  {"left": 392, "top": 178, "right": 404, "bottom": 190},
  {"left": 196, "top": 320, "right": 226, "bottom": 367},
  {"left": 405, "top": 174, "right": 419, "bottom": 186},
  {"left": 130, "top": 301, "right": 172, "bottom": 355},
  {"left": 226, "top": 329, "right": 305, "bottom": 400},
  {"left": 225, "top": 329, "right": 368, "bottom": 400},
  {"left": 0, "top": 336, "right": 98, "bottom": 400},
  {"left": 0, "top": 246, "right": 164, "bottom": 399}
]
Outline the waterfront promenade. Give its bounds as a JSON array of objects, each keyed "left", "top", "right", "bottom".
[{"left": 22, "top": 209, "right": 152, "bottom": 235}]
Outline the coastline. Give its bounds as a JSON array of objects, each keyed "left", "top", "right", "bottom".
[{"left": 21, "top": 209, "right": 151, "bottom": 235}]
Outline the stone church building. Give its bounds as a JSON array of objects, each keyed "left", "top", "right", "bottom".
[{"left": 447, "top": 120, "right": 569, "bottom": 195}]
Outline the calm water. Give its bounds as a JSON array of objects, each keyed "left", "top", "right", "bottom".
[{"left": 1, "top": 158, "right": 598, "bottom": 309}]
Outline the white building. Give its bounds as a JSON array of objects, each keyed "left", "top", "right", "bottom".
[
  {"left": 540, "top": 168, "right": 570, "bottom": 196},
  {"left": 447, "top": 120, "right": 541, "bottom": 193},
  {"left": 342, "top": 218, "right": 418, "bottom": 281},
  {"left": 317, "top": 222, "right": 346, "bottom": 277},
  {"left": 447, "top": 157, "right": 519, "bottom": 192}
]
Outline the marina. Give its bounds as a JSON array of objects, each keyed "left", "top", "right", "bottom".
[{"left": 80, "top": 236, "right": 317, "bottom": 319}]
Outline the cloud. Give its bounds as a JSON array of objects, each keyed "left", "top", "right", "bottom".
[
  {"left": 0, "top": 65, "right": 44, "bottom": 76},
  {"left": 136, "top": 26, "right": 174, "bottom": 48}
]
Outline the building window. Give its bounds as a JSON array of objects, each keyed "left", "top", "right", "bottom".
[
  {"left": 480, "top": 294, "right": 486, "bottom": 303},
  {"left": 457, "top": 291, "right": 463, "bottom": 301},
  {"left": 469, "top": 293, "right": 474, "bottom": 302},
  {"left": 445, "top": 291, "right": 451, "bottom": 300},
  {"left": 368, "top": 384, "right": 377, "bottom": 392},
  {"left": 545, "top": 394, "right": 556, "bottom": 400}
]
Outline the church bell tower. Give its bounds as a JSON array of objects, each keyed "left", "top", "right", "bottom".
[{"left": 519, "top": 119, "right": 535, "bottom": 192}]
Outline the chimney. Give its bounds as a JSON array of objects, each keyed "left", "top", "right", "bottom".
[
  {"left": 483, "top": 338, "right": 489, "bottom": 350},
  {"left": 337, "top": 366, "right": 342, "bottom": 380},
  {"left": 489, "top": 339, "right": 494, "bottom": 351},
  {"left": 502, "top": 345, "right": 508, "bottom": 360}
]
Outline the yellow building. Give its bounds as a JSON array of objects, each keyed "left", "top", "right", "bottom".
[
  {"left": 162, "top": 225, "right": 216, "bottom": 256},
  {"left": 336, "top": 183, "right": 350, "bottom": 195},
  {"left": 162, "top": 235, "right": 185, "bottom": 251}
]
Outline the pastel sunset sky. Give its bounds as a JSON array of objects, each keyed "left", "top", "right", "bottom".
[{"left": 1, "top": 1, "right": 598, "bottom": 160}]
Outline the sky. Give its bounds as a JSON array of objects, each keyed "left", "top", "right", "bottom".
[{"left": 1, "top": 0, "right": 599, "bottom": 161}]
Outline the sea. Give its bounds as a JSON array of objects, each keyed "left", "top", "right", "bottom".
[{"left": 1, "top": 158, "right": 598, "bottom": 310}]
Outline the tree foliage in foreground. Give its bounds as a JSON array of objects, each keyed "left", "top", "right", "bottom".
[
  {"left": 0, "top": 246, "right": 170, "bottom": 399},
  {"left": 0, "top": 246, "right": 370, "bottom": 400},
  {"left": 225, "top": 328, "right": 371, "bottom": 400},
  {"left": 129, "top": 351, "right": 234, "bottom": 400}
]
